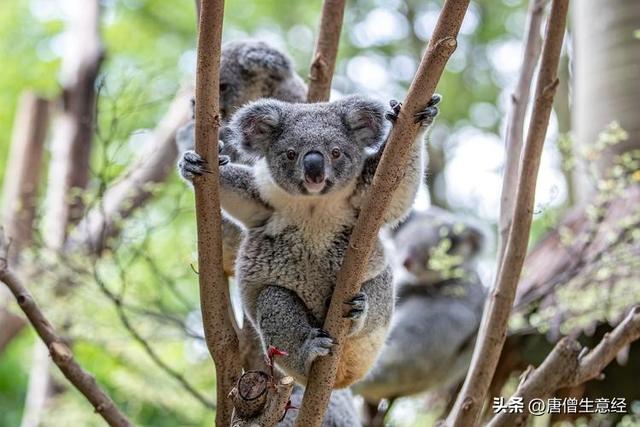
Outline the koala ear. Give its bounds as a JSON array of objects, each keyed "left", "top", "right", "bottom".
[
  {"left": 339, "top": 96, "right": 387, "bottom": 149},
  {"left": 238, "top": 42, "right": 292, "bottom": 79},
  {"left": 230, "top": 100, "right": 283, "bottom": 156}
]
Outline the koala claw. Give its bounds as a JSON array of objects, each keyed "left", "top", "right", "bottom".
[
  {"left": 304, "top": 328, "right": 336, "bottom": 372},
  {"left": 414, "top": 94, "right": 442, "bottom": 126},
  {"left": 385, "top": 99, "right": 403, "bottom": 122},
  {"left": 344, "top": 292, "right": 368, "bottom": 320},
  {"left": 178, "top": 150, "right": 210, "bottom": 181}
]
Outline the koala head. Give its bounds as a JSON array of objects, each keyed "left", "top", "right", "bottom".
[
  {"left": 393, "top": 207, "right": 485, "bottom": 283},
  {"left": 219, "top": 40, "right": 307, "bottom": 120},
  {"left": 228, "top": 95, "right": 388, "bottom": 196}
]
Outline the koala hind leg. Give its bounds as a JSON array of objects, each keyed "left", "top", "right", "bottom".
[{"left": 255, "top": 285, "right": 335, "bottom": 385}]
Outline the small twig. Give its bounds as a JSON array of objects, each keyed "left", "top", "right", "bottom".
[
  {"left": 295, "top": 1, "right": 470, "bottom": 426},
  {"left": 0, "top": 228, "right": 132, "bottom": 427},
  {"left": 307, "top": 0, "right": 347, "bottom": 102},
  {"left": 445, "top": 1, "right": 569, "bottom": 425},
  {"left": 488, "top": 306, "right": 640, "bottom": 427}
]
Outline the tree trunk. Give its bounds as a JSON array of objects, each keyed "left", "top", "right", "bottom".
[{"left": 572, "top": 0, "right": 640, "bottom": 201}]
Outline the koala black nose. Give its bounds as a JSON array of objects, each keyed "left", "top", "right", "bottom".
[{"left": 303, "top": 151, "right": 325, "bottom": 183}]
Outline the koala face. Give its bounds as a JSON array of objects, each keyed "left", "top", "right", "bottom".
[
  {"left": 219, "top": 40, "right": 302, "bottom": 120},
  {"left": 229, "top": 96, "right": 387, "bottom": 196},
  {"left": 393, "top": 208, "right": 484, "bottom": 283}
]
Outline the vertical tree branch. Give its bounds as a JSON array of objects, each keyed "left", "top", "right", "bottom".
[
  {"left": 0, "top": 230, "right": 131, "bottom": 427},
  {"left": 445, "top": 1, "right": 569, "bottom": 425},
  {"left": 0, "top": 92, "right": 50, "bottom": 354},
  {"left": 497, "top": 0, "right": 547, "bottom": 261},
  {"left": 295, "top": 2, "right": 470, "bottom": 426},
  {"left": 307, "top": 0, "right": 346, "bottom": 102},
  {"left": 44, "top": 0, "right": 104, "bottom": 249},
  {"left": 488, "top": 306, "right": 640, "bottom": 427},
  {"left": 193, "top": 0, "right": 242, "bottom": 425}
]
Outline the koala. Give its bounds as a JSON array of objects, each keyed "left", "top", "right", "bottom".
[
  {"left": 176, "top": 39, "right": 307, "bottom": 159},
  {"left": 280, "top": 386, "right": 361, "bottom": 427},
  {"left": 352, "top": 207, "right": 486, "bottom": 404},
  {"left": 179, "top": 94, "right": 441, "bottom": 388}
]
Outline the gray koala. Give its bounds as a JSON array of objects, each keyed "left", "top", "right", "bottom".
[
  {"left": 179, "top": 94, "right": 441, "bottom": 388},
  {"left": 280, "top": 386, "right": 361, "bottom": 427},
  {"left": 176, "top": 40, "right": 307, "bottom": 275},
  {"left": 176, "top": 39, "right": 307, "bottom": 159},
  {"left": 353, "top": 207, "right": 486, "bottom": 404}
]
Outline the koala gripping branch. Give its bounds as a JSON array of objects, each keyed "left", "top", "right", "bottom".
[
  {"left": 294, "top": 1, "right": 470, "bottom": 426},
  {"left": 193, "top": 0, "right": 242, "bottom": 426}
]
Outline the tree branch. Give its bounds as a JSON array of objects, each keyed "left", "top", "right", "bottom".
[
  {"left": 0, "top": 229, "right": 132, "bottom": 427},
  {"left": 294, "top": 2, "right": 470, "bottom": 426},
  {"left": 67, "top": 86, "right": 192, "bottom": 254},
  {"left": 230, "top": 372, "right": 294, "bottom": 427},
  {"left": 193, "top": 0, "right": 242, "bottom": 425},
  {"left": 44, "top": 0, "right": 104, "bottom": 249},
  {"left": 497, "top": 0, "right": 548, "bottom": 261},
  {"left": 307, "top": 0, "right": 346, "bottom": 102},
  {"left": 445, "top": 1, "right": 569, "bottom": 425},
  {"left": 488, "top": 306, "right": 640, "bottom": 427}
]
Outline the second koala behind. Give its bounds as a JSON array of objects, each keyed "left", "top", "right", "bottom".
[{"left": 180, "top": 94, "right": 440, "bottom": 387}]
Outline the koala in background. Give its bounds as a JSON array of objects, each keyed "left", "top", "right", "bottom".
[
  {"left": 280, "top": 386, "right": 361, "bottom": 427},
  {"left": 176, "top": 39, "right": 307, "bottom": 156},
  {"left": 353, "top": 207, "right": 486, "bottom": 403},
  {"left": 179, "top": 94, "right": 441, "bottom": 387},
  {"left": 176, "top": 40, "right": 307, "bottom": 275}
]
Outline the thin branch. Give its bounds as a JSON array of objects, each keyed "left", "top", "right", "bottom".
[
  {"left": 497, "top": 0, "right": 548, "bottom": 261},
  {"left": 68, "top": 86, "right": 192, "bottom": 254},
  {"left": 193, "top": 0, "right": 242, "bottom": 425},
  {"left": 445, "top": 1, "right": 569, "bottom": 425},
  {"left": 295, "top": 1, "right": 470, "bottom": 426},
  {"left": 488, "top": 306, "right": 640, "bottom": 427},
  {"left": 307, "top": 0, "right": 347, "bottom": 102},
  {"left": 0, "top": 229, "right": 132, "bottom": 427}
]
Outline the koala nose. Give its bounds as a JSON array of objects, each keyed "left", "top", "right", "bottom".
[{"left": 303, "top": 151, "right": 325, "bottom": 184}]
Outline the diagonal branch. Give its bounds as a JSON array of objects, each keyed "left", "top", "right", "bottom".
[
  {"left": 488, "top": 306, "right": 640, "bottom": 427},
  {"left": 0, "top": 229, "right": 132, "bottom": 427},
  {"left": 294, "top": 1, "right": 470, "bottom": 426},
  {"left": 445, "top": 1, "right": 569, "bottom": 425},
  {"left": 193, "top": 0, "right": 242, "bottom": 425},
  {"left": 307, "top": 0, "right": 347, "bottom": 102}
]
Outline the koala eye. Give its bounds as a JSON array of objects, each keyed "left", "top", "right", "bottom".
[
  {"left": 286, "top": 149, "right": 297, "bottom": 160},
  {"left": 331, "top": 147, "right": 341, "bottom": 159}
]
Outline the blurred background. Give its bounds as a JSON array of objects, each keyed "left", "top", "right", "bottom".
[{"left": 1, "top": 0, "right": 639, "bottom": 426}]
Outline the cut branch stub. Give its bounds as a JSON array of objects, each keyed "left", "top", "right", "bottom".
[
  {"left": 230, "top": 371, "right": 270, "bottom": 419},
  {"left": 231, "top": 374, "right": 295, "bottom": 427}
]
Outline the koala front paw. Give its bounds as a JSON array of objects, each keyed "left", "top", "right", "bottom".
[
  {"left": 414, "top": 94, "right": 442, "bottom": 127},
  {"left": 385, "top": 99, "right": 402, "bottom": 123},
  {"left": 344, "top": 292, "right": 368, "bottom": 337},
  {"left": 178, "top": 150, "right": 210, "bottom": 182},
  {"left": 303, "top": 328, "right": 336, "bottom": 373}
]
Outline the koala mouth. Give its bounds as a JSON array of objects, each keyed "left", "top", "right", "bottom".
[{"left": 303, "top": 179, "right": 326, "bottom": 194}]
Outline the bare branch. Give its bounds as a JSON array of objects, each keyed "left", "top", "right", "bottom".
[
  {"left": 295, "top": 1, "right": 470, "bottom": 426},
  {"left": 44, "top": 0, "right": 104, "bottom": 249},
  {"left": 193, "top": 0, "right": 242, "bottom": 425},
  {"left": 488, "top": 306, "right": 640, "bottom": 427},
  {"left": 445, "top": 1, "right": 569, "bottom": 425},
  {"left": 68, "top": 86, "right": 192, "bottom": 254},
  {"left": 0, "top": 229, "right": 132, "bottom": 427},
  {"left": 230, "top": 373, "right": 295, "bottom": 427},
  {"left": 497, "top": 0, "right": 548, "bottom": 261},
  {"left": 307, "top": 0, "right": 347, "bottom": 102}
]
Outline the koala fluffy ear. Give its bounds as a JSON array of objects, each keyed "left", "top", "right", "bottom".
[
  {"left": 238, "top": 42, "right": 292, "bottom": 79},
  {"left": 230, "top": 100, "right": 283, "bottom": 156},
  {"left": 339, "top": 96, "right": 387, "bottom": 149}
]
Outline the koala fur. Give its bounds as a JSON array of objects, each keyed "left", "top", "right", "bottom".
[
  {"left": 280, "top": 386, "right": 361, "bottom": 427},
  {"left": 352, "top": 207, "right": 486, "bottom": 402},
  {"left": 179, "top": 94, "right": 440, "bottom": 388}
]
